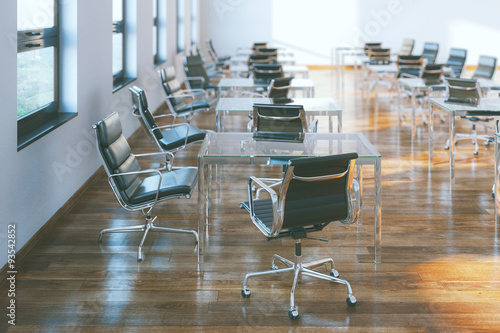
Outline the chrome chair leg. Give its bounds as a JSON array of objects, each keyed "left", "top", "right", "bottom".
[
  {"left": 137, "top": 222, "right": 152, "bottom": 261},
  {"left": 98, "top": 224, "right": 146, "bottom": 242}
]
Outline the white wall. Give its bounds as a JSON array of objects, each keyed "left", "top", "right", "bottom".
[
  {"left": 0, "top": 0, "right": 194, "bottom": 268},
  {"left": 200, "top": 0, "right": 500, "bottom": 66}
]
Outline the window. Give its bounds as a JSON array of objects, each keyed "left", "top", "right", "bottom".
[
  {"left": 177, "top": 0, "right": 185, "bottom": 52},
  {"left": 113, "top": 0, "right": 125, "bottom": 87},
  {"left": 191, "top": 0, "right": 197, "bottom": 44},
  {"left": 153, "top": 0, "right": 167, "bottom": 66},
  {"left": 112, "top": 0, "right": 136, "bottom": 91},
  {"left": 17, "top": 0, "right": 75, "bottom": 150}
]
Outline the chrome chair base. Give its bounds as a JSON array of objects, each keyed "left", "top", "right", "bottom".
[
  {"left": 444, "top": 125, "right": 493, "bottom": 155},
  {"left": 241, "top": 240, "right": 356, "bottom": 319},
  {"left": 98, "top": 215, "right": 198, "bottom": 261}
]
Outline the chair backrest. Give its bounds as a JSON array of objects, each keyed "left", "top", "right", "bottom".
[
  {"left": 158, "top": 67, "right": 185, "bottom": 112},
  {"left": 252, "top": 64, "right": 284, "bottom": 83},
  {"left": 364, "top": 42, "right": 382, "bottom": 55},
  {"left": 421, "top": 42, "right": 439, "bottom": 64},
  {"left": 445, "top": 78, "right": 482, "bottom": 105},
  {"left": 256, "top": 48, "right": 278, "bottom": 57},
  {"left": 252, "top": 42, "right": 268, "bottom": 51},
  {"left": 205, "top": 39, "right": 219, "bottom": 62},
  {"left": 183, "top": 55, "right": 209, "bottom": 88},
  {"left": 445, "top": 48, "right": 467, "bottom": 77},
  {"left": 368, "top": 48, "right": 391, "bottom": 64},
  {"left": 93, "top": 112, "right": 143, "bottom": 206},
  {"left": 397, "top": 55, "right": 423, "bottom": 77},
  {"left": 399, "top": 38, "right": 414, "bottom": 56},
  {"left": 248, "top": 54, "right": 274, "bottom": 66},
  {"left": 420, "top": 64, "right": 443, "bottom": 85},
  {"left": 278, "top": 153, "right": 359, "bottom": 231},
  {"left": 129, "top": 86, "right": 164, "bottom": 144},
  {"left": 473, "top": 55, "right": 497, "bottom": 79},
  {"left": 267, "top": 77, "right": 293, "bottom": 99},
  {"left": 252, "top": 103, "right": 306, "bottom": 133}
]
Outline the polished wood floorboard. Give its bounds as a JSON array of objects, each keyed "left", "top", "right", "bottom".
[{"left": 2, "top": 70, "right": 500, "bottom": 332}]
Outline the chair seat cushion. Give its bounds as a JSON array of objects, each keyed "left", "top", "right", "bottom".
[
  {"left": 158, "top": 125, "right": 206, "bottom": 151},
  {"left": 175, "top": 99, "right": 215, "bottom": 115},
  {"left": 128, "top": 167, "right": 198, "bottom": 205}
]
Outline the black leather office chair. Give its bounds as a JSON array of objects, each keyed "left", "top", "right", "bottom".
[
  {"left": 129, "top": 85, "right": 207, "bottom": 154},
  {"left": 240, "top": 153, "right": 360, "bottom": 319},
  {"left": 183, "top": 55, "right": 225, "bottom": 90},
  {"left": 445, "top": 48, "right": 467, "bottom": 78},
  {"left": 250, "top": 103, "right": 316, "bottom": 135},
  {"left": 93, "top": 112, "right": 199, "bottom": 261},
  {"left": 367, "top": 48, "right": 391, "bottom": 65},
  {"left": 397, "top": 55, "right": 423, "bottom": 78},
  {"left": 399, "top": 38, "right": 414, "bottom": 56},
  {"left": 252, "top": 64, "right": 284, "bottom": 84},
  {"left": 443, "top": 78, "right": 492, "bottom": 155},
  {"left": 247, "top": 54, "right": 275, "bottom": 67},
  {"left": 158, "top": 66, "right": 216, "bottom": 123},
  {"left": 363, "top": 42, "right": 382, "bottom": 55},
  {"left": 252, "top": 42, "right": 268, "bottom": 51},
  {"left": 255, "top": 48, "right": 278, "bottom": 58},
  {"left": 420, "top": 64, "right": 444, "bottom": 86},
  {"left": 244, "top": 77, "right": 293, "bottom": 99},
  {"left": 421, "top": 42, "right": 439, "bottom": 64},
  {"left": 473, "top": 55, "right": 497, "bottom": 79},
  {"left": 204, "top": 38, "right": 230, "bottom": 64}
]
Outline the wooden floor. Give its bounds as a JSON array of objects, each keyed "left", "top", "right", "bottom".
[{"left": 2, "top": 70, "right": 500, "bottom": 332}]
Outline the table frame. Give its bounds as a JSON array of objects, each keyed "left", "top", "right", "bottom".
[{"left": 197, "top": 132, "right": 383, "bottom": 264}]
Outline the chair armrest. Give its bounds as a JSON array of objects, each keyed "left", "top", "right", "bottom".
[
  {"left": 109, "top": 168, "right": 165, "bottom": 213},
  {"left": 400, "top": 73, "right": 419, "bottom": 79},
  {"left": 186, "top": 76, "right": 206, "bottom": 84},
  {"left": 247, "top": 176, "right": 280, "bottom": 237}
]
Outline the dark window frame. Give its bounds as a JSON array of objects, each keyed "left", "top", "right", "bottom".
[
  {"left": 177, "top": 0, "right": 185, "bottom": 52},
  {"left": 113, "top": 0, "right": 127, "bottom": 90},
  {"left": 17, "top": 0, "right": 76, "bottom": 151}
]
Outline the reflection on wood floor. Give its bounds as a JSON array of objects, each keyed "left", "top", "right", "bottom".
[{"left": 2, "top": 70, "right": 500, "bottom": 332}]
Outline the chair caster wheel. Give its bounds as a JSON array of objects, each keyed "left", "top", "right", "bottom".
[
  {"left": 271, "top": 264, "right": 278, "bottom": 270},
  {"left": 346, "top": 295, "right": 357, "bottom": 306},
  {"left": 473, "top": 151, "right": 479, "bottom": 156},
  {"left": 241, "top": 288, "right": 251, "bottom": 298},
  {"left": 288, "top": 309, "right": 299, "bottom": 319},
  {"left": 330, "top": 269, "right": 339, "bottom": 278}
]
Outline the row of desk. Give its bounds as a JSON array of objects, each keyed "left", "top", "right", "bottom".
[{"left": 197, "top": 54, "right": 384, "bottom": 264}]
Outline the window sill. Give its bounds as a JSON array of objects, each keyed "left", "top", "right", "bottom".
[
  {"left": 113, "top": 77, "right": 136, "bottom": 93},
  {"left": 17, "top": 112, "right": 78, "bottom": 151}
]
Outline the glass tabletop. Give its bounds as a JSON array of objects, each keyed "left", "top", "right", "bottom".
[
  {"left": 430, "top": 98, "right": 500, "bottom": 113},
  {"left": 398, "top": 78, "right": 446, "bottom": 90},
  {"left": 229, "top": 64, "right": 309, "bottom": 73},
  {"left": 216, "top": 98, "right": 341, "bottom": 112},
  {"left": 366, "top": 64, "right": 399, "bottom": 73},
  {"left": 198, "top": 132, "right": 381, "bottom": 160},
  {"left": 218, "top": 78, "right": 314, "bottom": 89}
]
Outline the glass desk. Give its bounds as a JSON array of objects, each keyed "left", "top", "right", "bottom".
[
  {"left": 335, "top": 47, "right": 366, "bottom": 91},
  {"left": 197, "top": 132, "right": 383, "bottom": 264},
  {"left": 428, "top": 98, "right": 500, "bottom": 183},
  {"left": 215, "top": 97, "right": 342, "bottom": 133},
  {"left": 229, "top": 55, "right": 296, "bottom": 65},
  {"left": 229, "top": 64, "right": 309, "bottom": 78},
  {"left": 397, "top": 78, "right": 446, "bottom": 138},
  {"left": 218, "top": 78, "right": 315, "bottom": 98}
]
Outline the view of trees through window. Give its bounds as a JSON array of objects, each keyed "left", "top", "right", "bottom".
[
  {"left": 17, "top": 0, "right": 56, "bottom": 119},
  {"left": 17, "top": 48, "right": 55, "bottom": 118}
]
